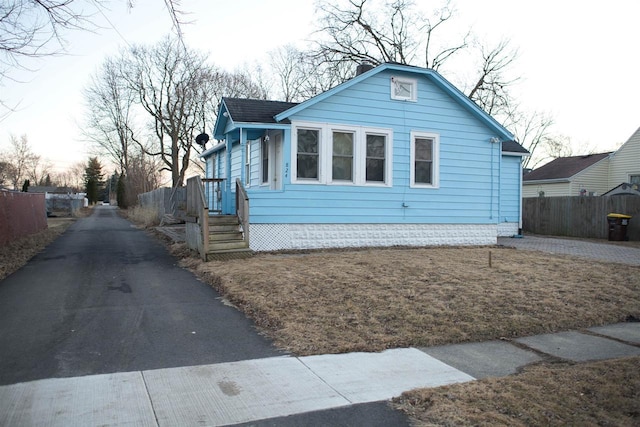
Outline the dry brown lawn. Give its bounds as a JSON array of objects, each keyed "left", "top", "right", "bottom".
[
  {"left": 0, "top": 217, "right": 76, "bottom": 280},
  {"left": 182, "top": 246, "right": 640, "bottom": 355},
  {"left": 176, "top": 241, "right": 640, "bottom": 426},
  {"left": 394, "top": 357, "right": 640, "bottom": 426},
  {"left": 4, "top": 213, "right": 640, "bottom": 426}
]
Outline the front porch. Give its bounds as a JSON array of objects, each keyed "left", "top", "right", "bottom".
[{"left": 185, "top": 176, "right": 251, "bottom": 260}]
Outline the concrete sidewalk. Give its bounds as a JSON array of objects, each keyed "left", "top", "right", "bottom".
[{"left": 1, "top": 322, "right": 638, "bottom": 426}]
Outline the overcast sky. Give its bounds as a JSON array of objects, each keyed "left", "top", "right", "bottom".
[{"left": 2, "top": 0, "right": 639, "bottom": 174}]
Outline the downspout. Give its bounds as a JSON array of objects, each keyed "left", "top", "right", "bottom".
[{"left": 518, "top": 156, "right": 524, "bottom": 236}]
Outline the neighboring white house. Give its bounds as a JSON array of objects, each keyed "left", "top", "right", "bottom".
[{"left": 523, "top": 126, "right": 640, "bottom": 197}]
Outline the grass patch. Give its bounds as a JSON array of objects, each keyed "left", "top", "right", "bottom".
[
  {"left": 0, "top": 218, "right": 75, "bottom": 280},
  {"left": 393, "top": 357, "right": 640, "bottom": 426},
  {"left": 123, "top": 205, "right": 159, "bottom": 228},
  {"left": 183, "top": 246, "right": 640, "bottom": 356}
]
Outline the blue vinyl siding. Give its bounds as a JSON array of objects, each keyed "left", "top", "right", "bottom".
[
  {"left": 210, "top": 65, "right": 523, "bottom": 227},
  {"left": 246, "top": 69, "right": 498, "bottom": 224},
  {"left": 499, "top": 155, "right": 522, "bottom": 223}
]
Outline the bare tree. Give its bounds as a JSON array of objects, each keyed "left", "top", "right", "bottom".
[
  {"left": 4, "top": 134, "right": 37, "bottom": 189},
  {"left": 25, "top": 154, "right": 53, "bottom": 186},
  {"left": 119, "top": 36, "right": 220, "bottom": 187},
  {"left": 83, "top": 56, "right": 137, "bottom": 174},
  {"left": 466, "top": 39, "right": 519, "bottom": 117},
  {"left": 313, "top": 0, "right": 468, "bottom": 70}
]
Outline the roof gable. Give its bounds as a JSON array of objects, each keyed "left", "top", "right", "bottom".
[
  {"left": 275, "top": 62, "right": 515, "bottom": 142},
  {"left": 523, "top": 152, "right": 611, "bottom": 181},
  {"left": 210, "top": 63, "right": 529, "bottom": 156}
]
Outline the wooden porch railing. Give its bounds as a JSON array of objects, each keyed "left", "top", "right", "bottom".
[
  {"left": 236, "top": 178, "right": 250, "bottom": 244},
  {"left": 185, "top": 176, "right": 209, "bottom": 259},
  {"left": 202, "top": 178, "right": 225, "bottom": 214}
]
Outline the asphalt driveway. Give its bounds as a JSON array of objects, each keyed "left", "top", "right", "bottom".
[{"left": 0, "top": 206, "right": 282, "bottom": 386}]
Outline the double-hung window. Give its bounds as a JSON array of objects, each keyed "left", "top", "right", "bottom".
[
  {"left": 296, "top": 128, "right": 320, "bottom": 180},
  {"left": 293, "top": 122, "right": 392, "bottom": 186},
  {"left": 410, "top": 132, "right": 439, "bottom": 188},
  {"left": 366, "top": 134, "right": 386, "bottom": 183},
  {"left": 332, "top": 131, "right": 354, "bottom": 183}
]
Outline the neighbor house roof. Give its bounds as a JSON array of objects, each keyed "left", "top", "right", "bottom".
[{"left": 523, "top": 152, "right": 612, "bottom": 182}]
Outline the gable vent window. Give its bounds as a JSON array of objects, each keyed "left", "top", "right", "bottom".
[{"left": 391, "top": 77, "right": 417, "bottom": 101}]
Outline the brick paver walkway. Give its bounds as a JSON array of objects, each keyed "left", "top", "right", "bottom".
[{"left": 498, "top": 236, "right": 640, "bottom": 266}]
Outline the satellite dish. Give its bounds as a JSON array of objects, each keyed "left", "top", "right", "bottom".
[{"left": 195, "top": 133, "right": 209, "bottom": 146}]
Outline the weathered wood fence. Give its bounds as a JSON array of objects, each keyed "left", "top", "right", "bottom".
[
  {"left": 0, "top": 191, "right": 47, "bottom": 246},
  {"left": 137, "top": 187, "right": 186, "bottom": 222},
  {"left": 523, "top": 196, "right": 640, "bottom": 241}
]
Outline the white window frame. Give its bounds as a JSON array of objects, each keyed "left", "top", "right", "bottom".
[
  {"left": 244, "top": 140, "right": 251, "bottom": 188},
  {"left": 390, "top": 76, "right": 417, "bottom": 102},
  {"left": 410, "top": 131, "right": 439, "bottom": 188},
  {"left": 293, "top": 125, "right": 323, "bottom": 184},
  {"left": 329, "top": 128, "right": 356, "bottom": 184},
  {"left": 291, "top": 121, "right": 393, "bottom": 187}
]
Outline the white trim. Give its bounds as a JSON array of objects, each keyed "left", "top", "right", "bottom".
[
  {"left": 410, "top": 131, "right": 440, "bottom": 188},
  {"left": 291, "top": 121, "right": 393, "bottom": 187}
]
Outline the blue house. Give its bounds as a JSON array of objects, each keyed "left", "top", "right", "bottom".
[{"left": 200, "top": 62, "right": 528, "bottom": 252}]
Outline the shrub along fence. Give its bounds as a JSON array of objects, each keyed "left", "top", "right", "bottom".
[
  {"left": 522, "top": 196, "right": 640, "bottom": 241},
  {"left": 0, "top": 191, "right": 47, "bottom": 246}
]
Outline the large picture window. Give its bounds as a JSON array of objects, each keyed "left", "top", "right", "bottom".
[
  {"left": 297, "top": 128, "right": 319, "bottom": 180},
  {"left": 332, "top": 131, "right": 354, "bottom": 182},
  {"left": 410, "top": 132, "right": 439, "bottom": 188}
]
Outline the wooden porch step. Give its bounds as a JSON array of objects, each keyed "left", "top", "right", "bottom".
[
  {"left": 208, "top": 215, "right": 240, "bottom": 224},
  {"left": 208, "top": 239, "right": 249, "bottom": 252},
  {"left": 209, "top": 231, "right": 243, "bottom": 242},
  {"left": 206, "top": 248, "right": 254, "bottom": 261}
]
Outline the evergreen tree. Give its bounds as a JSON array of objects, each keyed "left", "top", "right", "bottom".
[
  {"left": 21, "top": 179, "right": 30, "bottom": 192},
  {"left": 84, "top": 157, "right": 104, "bottom": 204},
  {"left": 117, "top": 174, "right": 127, "bottom": 209}
]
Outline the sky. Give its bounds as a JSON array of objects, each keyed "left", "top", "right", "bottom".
[{"left": 1, "top": 0, "right": 639, "bottom": 175}]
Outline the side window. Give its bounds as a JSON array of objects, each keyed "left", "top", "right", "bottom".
[
  {"left": 297, "top": 128, "right": 319, "bottom": 180},
  {"left": 332, "top": 131, "right": 354, "bottom": 182},
  {"left": 411, "top": 132, "right": 439, "bottom": 188},
  {"left": 366, "top": 134, "right": 386, "bottom": 183},
  {"left": 244, "top": 140, "right": 250, "bottom": 187}
]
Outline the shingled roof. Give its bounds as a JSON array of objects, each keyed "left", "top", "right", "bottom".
[
  {"left": 523, "top": 152, "right": 612, "bottom": 181},
  {"left": 502, "top": 140, "right": 529, "bottom": 154},
  {"left": 223, "top": 98, "right": 298, "bottom": 123}
]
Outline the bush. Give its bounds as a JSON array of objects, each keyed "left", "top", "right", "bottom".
[{"left": 126, "top": 205, "right": 159, "bottom": 228}]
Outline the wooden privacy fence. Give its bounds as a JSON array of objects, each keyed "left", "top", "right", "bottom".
[
  {"left": 523, "top": 196, "right": 640, "bottom": 241},
  {"left": 0, "top": 191, "right": 47, "bottom": 246}
]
